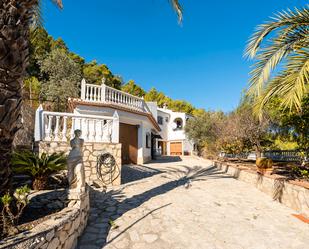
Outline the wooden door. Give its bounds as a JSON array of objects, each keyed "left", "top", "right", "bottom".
[
  {"left": 170, "top": 142, "right": 182, "bottom": 156},
  {"left": 119, "top": 123, "right": 138, "bottom": 164},
  {"left": 162, "top": 141, "right": 167, "bottom": 155}
]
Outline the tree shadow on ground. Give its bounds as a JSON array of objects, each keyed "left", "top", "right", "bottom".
[
  {"left": 121, "top": 164, "right": 163, "bottom": 184},
  {"left": 146, "top": 156, "right": 183, "bottom": 164},
  {"left": 77, "top": 164, "right": 233, "bottom": 249}
]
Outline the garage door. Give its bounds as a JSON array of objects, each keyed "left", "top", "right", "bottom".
[
  {"left": 119, "top": 123, "right": 138, "bottom": 164},
  {"left": 170, "top": 142, "right": 182, "bottom": 156}
]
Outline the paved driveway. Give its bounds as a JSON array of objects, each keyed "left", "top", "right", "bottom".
[{"left": 77, "top": 157, "right": 309, "bottom": 249}]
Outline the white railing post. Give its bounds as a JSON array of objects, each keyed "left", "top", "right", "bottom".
[
  {"left": 34, "top": 104, "right": 44, "bottom": 141},
  {"left": 89, "top": 119, "right": 96, "bottom": 141},
  {"left": 112, "top": 111, "right": 119, "bottom": 143},
  {"left": 62, "top": 116, "right": 67, "bottom": 141},
  {"left": 54, "top": 116, "right": 60, "bottom": 141},
  {"left": 81, "top": 78, "right": 86, "bottom": 100},
  {"left": 45, "top": 115, "right": 53, "bottom": 141},
  {"left": 101, "top": 82, "right": 106, "bottom": 102}
]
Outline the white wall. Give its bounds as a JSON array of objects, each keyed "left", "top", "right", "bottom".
[
  {"left": 137, "top": 121, "right": 152, "bottom": 164},
  {"left": 167, "top": 111, "right": 187, "bottom": 141},
  {"left": 146, "top": 102, "right": 158, "bottom": 119},
  {"left": 157, "top": 110, "right": 170, "bottom": 141}
]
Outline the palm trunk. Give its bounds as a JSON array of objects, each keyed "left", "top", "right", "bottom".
[{"left": 0, "top": 0, "right": 38, "bottom": 196}]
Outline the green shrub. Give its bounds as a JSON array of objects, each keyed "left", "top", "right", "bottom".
[
  {"left": 12, "top": 151, "right": 67, "bottom": 190},
  {"left": 1, "top": 186, "right": 30, "bottom": 237},
  {"left": 292, "top": 166, "right": 309, "bottom": 180}
]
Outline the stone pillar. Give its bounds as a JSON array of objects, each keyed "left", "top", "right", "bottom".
[
  {"left": 34, "top": 104, "right": 44, "bottom": 142},
  {"left": 81, "top": 78, "right": 86, "bottom": 100},
  {"left": 137, "top": 122, "right": 144, "bottom": 164},
  {"left": 112, "top": 111, "right": 119, "bottom": 143}
]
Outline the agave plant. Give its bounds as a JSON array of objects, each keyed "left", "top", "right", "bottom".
[
  {"left": 12, "top": 151, "right": 67, "bottom": 190},
  {"left": 0, "top": 0, "right": 182, "bottom": 197},
  {"left": 245, "top": 6, "right": 309, "bottom": 115}
]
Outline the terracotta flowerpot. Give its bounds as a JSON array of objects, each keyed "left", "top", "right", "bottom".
[{"left": 257, "top": 167, "right": 273, "bottom": 175}]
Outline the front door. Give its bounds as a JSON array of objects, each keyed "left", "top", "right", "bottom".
[{"left": 119, "top": 123, "right": 138, "bottom": 164}]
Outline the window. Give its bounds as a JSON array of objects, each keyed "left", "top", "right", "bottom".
[
  {"left": 173, "top": 118, "right": 183, "bottom": 130},
  {"left": 146, "top": 133, "right": 151, "bottom": 148},
  {"left": 157, "top": 116, "right": 163, "bottom": 125},
  {"left": 165, "top": 117, "right": 169, "bottom": 122}
]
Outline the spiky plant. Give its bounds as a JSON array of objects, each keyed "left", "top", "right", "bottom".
[
  {"left": 0, "top": 0, "right": 182, "bottom": 196},
  {"left": 245, "top": 6, "right": 309, "bottom": 115},
  {"left": 12, "top": 151, "right": 66, "bottom": 190}
]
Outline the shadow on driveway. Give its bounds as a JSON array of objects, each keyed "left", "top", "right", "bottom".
[{"left": 77, "top": 162, "right": 232, "bottom": 248}]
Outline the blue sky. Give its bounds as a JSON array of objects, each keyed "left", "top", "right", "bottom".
[{"left": 43, "top": 0, "right": 307, "bottom": 112}]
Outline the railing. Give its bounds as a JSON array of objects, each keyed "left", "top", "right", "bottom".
[
  {"left": 264, "top": 150, "right": 307, "bottom": 162},
  {"left": 34, "top": 105, "right": 119, "bottom": 143},
  {"left": 219, "top": 150, "right": 308, "bottom": 162},
  {"left": 80, "top": 79, "right": 150, "bottom": 113}
]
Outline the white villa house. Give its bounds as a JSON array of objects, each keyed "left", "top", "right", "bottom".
[{"left": 35, "top": 79, "right": 194, "bottom": 165}]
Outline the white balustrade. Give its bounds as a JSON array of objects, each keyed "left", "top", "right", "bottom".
[
  {"left": 80, "top": 78, "right": 150, "bottom": 113},
  {"left": 35, "top": 110, "right": 119, "bottom": 143}
]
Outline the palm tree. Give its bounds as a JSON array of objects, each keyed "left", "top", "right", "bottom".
[
  {"left": 0, "top": 0, "right": 183, "bottom": 196},
  {"left": 245, "top": 6, "right": 309, "bottom": 115}
]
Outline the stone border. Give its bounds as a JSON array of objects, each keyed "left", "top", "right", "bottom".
[
  {"left": 212, "top": 160, "right": 309, "bottom": 218},
  {"left": 0, "top": 189, "right": 90, "bottom": 249}
]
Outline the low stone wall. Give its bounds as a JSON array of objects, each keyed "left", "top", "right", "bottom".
[
  {"left": 213, "top": 161, "right": 309, "bottom": 218},
  {"left": 39, "top": 141, "right": 122, "bottom": 186},
  {"left": 27, "top": 189, "right": 68, "bottom": 213},
  {"left": 0, "top": 189, "right": 89, "bottom": 249}
]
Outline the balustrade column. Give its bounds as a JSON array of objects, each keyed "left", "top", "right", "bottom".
[
  {"left": 89, "top": 119, "right": 96, "bottom": 141},
  {"left": 101, "top": 83, "right": 106, "bottom": 102},
  {"left": 62, "top": 116, "right": 67, "bottom": 141},
  {"left": 45, "top": 115, "right": 53, "bottom": 141},
  {"left": 53, "top": 116, "right": 60, "bottom": 141},
  {"left": 84, "top": 119, "right": 90, "bottom": 141},
  {"left": 97, "top": 120, "right": 104, "bottom": 142}
]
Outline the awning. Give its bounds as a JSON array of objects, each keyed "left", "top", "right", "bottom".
[{"left": 152, "top": 133, "right": 162, "bottom": 139}]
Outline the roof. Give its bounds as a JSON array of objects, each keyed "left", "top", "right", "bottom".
[{"left": 68, "top": 98, "right": 161, "bottom": 132}]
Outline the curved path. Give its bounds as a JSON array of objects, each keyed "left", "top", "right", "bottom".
[{"left": 77, "top": 157, "right": 309, "bottom": 249}]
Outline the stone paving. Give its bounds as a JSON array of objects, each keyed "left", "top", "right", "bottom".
[{"left": 77, "top": 157, "right": 309, "bottom": 249}]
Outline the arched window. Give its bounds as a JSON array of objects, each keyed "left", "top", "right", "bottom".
[
  {"left": 173, "top": 118, "right": 183, "bottom": 130},
  {"left": 157, "top": 116, "right": 163, "bottom": 125}
]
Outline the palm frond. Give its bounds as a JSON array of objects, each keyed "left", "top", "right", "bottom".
[
  {"left": 169, "top": 0, "right": 183, "bottom": 23},
  {"left": 244, "top": 6, "right": 309, "bottom": 59},
  {"left": 254, "top": 49, "right": 309, "bottom": 114},
  {"left": 247, "top": 27, "right": 309, "bottom": 96},
  {"left": 31, "top": 0, "right": 63, "bottom": 28},
  {"left": 52, "top": 0, "right": 63, "bottom": 9}
]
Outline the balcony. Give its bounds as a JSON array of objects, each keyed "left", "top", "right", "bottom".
[
  {"left": 80, "top": 79, "right": 151, "bottom": 114},
  {"left": 34, "top": 105, "right": 120, "bottom": 143}
]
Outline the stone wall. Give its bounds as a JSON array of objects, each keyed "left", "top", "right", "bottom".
[
  {"left": 38, "top": 141, "right": 122, "bottom": 186},
  {"left": 213, "top": 161, "right": 309, "bottom": 218},
  {"left": 0, "top": 189, "right": 90, "bottom": 249}
]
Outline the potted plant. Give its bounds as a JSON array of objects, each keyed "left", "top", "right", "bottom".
[
  {"left": 256, "top": 157, "right": 273, "bottom": 174},
  {"left": 12, "top": 151, "right": 67, "bottom": 190}
]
